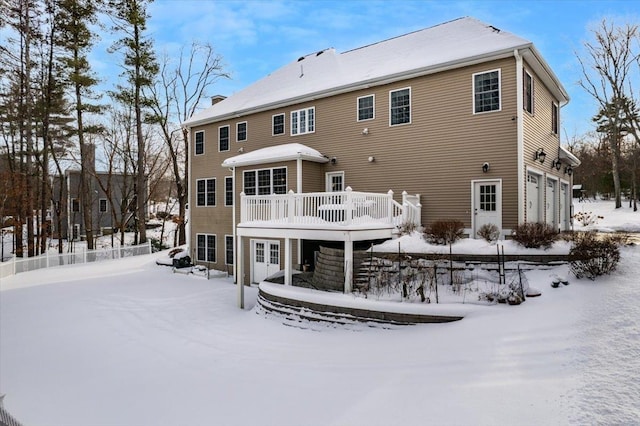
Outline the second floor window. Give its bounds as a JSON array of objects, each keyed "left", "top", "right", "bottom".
[
  {"left": 357, "top": 95, "right": 374, "bottom": 121},
  {"left": 291, "top": 107, "right": 315, "bottom": 135},
  {"left": 225, "top": 176, "right": 233, "bottom": 206},
  {"left": 474, "top": 69, "right": 501, "bottom": 113},
  {"left": 524, "top": 70, "right": 533, "bottom": 114},
  {"left": 236, "top": 122, "right": 247, "bottom": 142},
  {"left": 99, "top": 199, "right": 108, "bottom": 213},
  {"left": 390, "top": 88, "right": 411, "bottom": 125},
  {"left": 552, "top": 102, "right": 559, "bottom": 134},
  {"left": 219, "top": 126, "right": 229, "bottom": 152},
  {"left": 272, "top": 113, "right": 285, "bottom": 135},
  {"left": 71, "top": 198, "right": 80, "bottom": 212},
  {"left": 244, "top": 167, "right": 287, "bottom": 195},
  {"left": 196, "top": 178, "right": 216, "bottom": 206},
  {"left": 194, "top": 131, "right": 204, "bottom": 155}
]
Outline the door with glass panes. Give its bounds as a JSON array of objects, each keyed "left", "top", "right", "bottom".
[
  {"left": 251, "top": 240, "right": 280, "bottom": 283},
  {"left": 473, "top": 180, "right": 502, "bottom": 238}
]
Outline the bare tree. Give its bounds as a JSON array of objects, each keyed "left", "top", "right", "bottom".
[{"left": 148, "top": 42, "right": 229, "bottom": 246}]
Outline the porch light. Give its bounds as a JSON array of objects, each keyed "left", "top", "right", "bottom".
[
  {"left": 552, "top": 158, "right": 562, "bottom": 171},
  {"left": 482, "top": 162, "right": 490, "bottom": 173},
  {"left": 534, "top": 148, "right": 546, "bottom": 164},
  {"left": 564, "top": 165, "right": 573, "bottom": 176}
]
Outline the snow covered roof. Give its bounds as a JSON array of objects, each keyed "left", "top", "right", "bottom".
[
  {"left": 559, "top": 146, "right": 581, "bottom": 167},
  {"left": 184, "top": 17, "right": 568, "bottom": 127},
  {"left": 221, "top": 143, "right": 329, "bottom": 168}
]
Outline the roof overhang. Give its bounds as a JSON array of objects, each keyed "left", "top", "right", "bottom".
[
  {"left": 559, "top": 146, "right": 581, "bottom": 167},
  {"left": 221, "top": 143, "right": 329, "bottom": 168}
]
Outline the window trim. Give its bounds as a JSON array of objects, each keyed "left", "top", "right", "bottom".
[
  {"left": 218, "top": 125, "right": 230, "bottom": 152},
  {"left": 325, "top": 171, "right": 345, "bottom": 192},
  {"left": 552, "top": 101, "right": 559, "bottom": 135},
  {"left": 524, "top": 70, "right": 534, "bottom": 114},
  {"left": 243, "top": 166, "right": 288, "bottom": 195},
  {"left": 196, "top": 177, "right": 216, "bottom": 207},
  {"left": 98, "top": 198, "right": 108, "bottom": 213},
  {"left": 225, "top": 176, "right": 233, "bottom": 207},
  {"left": 236, "top": 121, "right": 247, "bottom": 142},
  {"left": 389, "top": 87, "right": 411, "bottom": 126},
  {"left": 194, "top": 130, "right": 205, "bottom": 156},
  {"left": 290, "top": 107, "right": 315, "bottom": 136},
  {"left": 272, "top": 113, "right": 285, "bottom": 136},
  {"left": 225, "top": 235, "right": 234, "bottom": 265},
  {"left": 71, "top": 198, "right": 80, "bottom": 213},
  {"left": 196, "top": 233, "right": 216, "bottom": 263},
  {"left": 472, "top": 68, "right": 502, "bottom": 114},
  {"left": 357, "top": 94, "right": 375, "bottom": 122}
]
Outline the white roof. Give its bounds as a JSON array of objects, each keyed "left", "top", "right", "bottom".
[
  {"left": 559, "top": 146, "right": 581, "bottom": 166},
  {"left": 221, "top": 143, "right": 329, "bottom": 168},
  {"left": 184, "top": 17, "right": 568, "bottom": 127}
]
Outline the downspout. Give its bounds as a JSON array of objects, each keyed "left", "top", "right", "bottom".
[
  {"left": 232, "top": 165, "right": 237, "bottom": 282},
  {"left": 296, "top": 155, "right": 302, "bottom": 267},
  {"left": 185, "top": 127, "right": 192, "bottom": 259},
  {"left": 514, "top": 49, "right": 525, "bottom": 226}
]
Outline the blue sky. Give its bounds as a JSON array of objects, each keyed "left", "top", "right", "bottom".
[{"left": 118, "top": 0, "right": 639, "bottom": 139}]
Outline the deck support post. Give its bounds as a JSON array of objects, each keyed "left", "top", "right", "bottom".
[
  {"left": 344, "top": 237, "right": 353, "bottom": 293},
  {"left": 237, "top": 235, "right": 244, "bottom": 309},
  {"left": 284, "top": 237, "right": 292, "bottom": 286}
]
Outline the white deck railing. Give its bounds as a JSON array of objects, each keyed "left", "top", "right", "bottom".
[{"left": 240, "top": 187, "right": 421, "bottom": 228}]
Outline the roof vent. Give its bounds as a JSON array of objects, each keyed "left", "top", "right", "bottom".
[
  {"left": 316, "top": 50, "right": 324, "bottom": 57},
  {"left": 488, "top": 25, "right": 501, "bottom": 33},
  {"left": 297, "top": 56, "right": 305, "bottom": 62}
]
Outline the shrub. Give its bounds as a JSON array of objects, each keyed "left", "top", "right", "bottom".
[
  {"left": 573, "top": 211, "right": 604, "bottom": 226},
  {"left": 477, "top": 223, "right": 500, "bottom": 243},
  {"left": 569, "top": 231, "right": 621, "bottom": 280},
  {"left": 397, "top": 221, "right": 420, "bottom": 236},
  {"left": 427, "top": 219, "right": 465, "bottom": 245},
  {"left": 511, "top": 222, "right": 558, "bottom": 249},
  {"left": 150, "top": 237, "right": 169, "bottom": 253}
]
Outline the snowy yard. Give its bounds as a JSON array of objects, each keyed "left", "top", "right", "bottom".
[{"left": 1, "top": 200, "right": 639, "bottom": 425}]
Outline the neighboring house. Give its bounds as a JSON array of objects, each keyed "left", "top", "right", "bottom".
[{"left": 183, "top": 17, "right": 580, "bottom": 306}]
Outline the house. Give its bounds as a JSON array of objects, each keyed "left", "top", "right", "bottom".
[{"left": 183, "top": 17, "right": 580, "bottom": 307}]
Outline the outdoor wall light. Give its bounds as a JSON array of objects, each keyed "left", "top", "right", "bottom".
[
  {"left": 564, "top": 165, "right": 573, "bottom": 176},
  {"left": 368, "top": 156, "right": 375, "bottom": 163},
  {"left": 482, "top": 162, "right": 490, "bottom": 173},
  {"left": 534, "top": 148, "right": 547, "bottom": 164},
  {"left": 552, "top": 158, "right": 562, "bottom": 171},
  {"left": 362, "top": 128, "right": 369, "bottom": 135},
  {"left": 331, "top": 157, "right": 337, "bottom": 165}
]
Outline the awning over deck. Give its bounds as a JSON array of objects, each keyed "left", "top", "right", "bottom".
[{"left": 222, "top": 143, "right": 329, "bottom": 168}]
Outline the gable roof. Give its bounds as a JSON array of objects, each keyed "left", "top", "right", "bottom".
[{"left": 184, "top": 17, "right": 568, "bottom": 127}]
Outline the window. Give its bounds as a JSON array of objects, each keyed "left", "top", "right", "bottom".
[
  {"left": 291, "top": 107, "right": 315, "bottom": 135},
  {"left": 225, "top": 235, "right": 234, "bottom": 265},
  {"left": 196, "top": 234, "right": 216, "bottom": 262},
  {"left": 390, "top": 88, "right": 411, "bottom": 125},
  {"left": 194, "top": 131, "right": 204, "bottom": 155},
  {"left": 71, "top": 198, "right": 80, "bottom": 213},
  {"left": 272, "top": 114, "right": 285, "bottom": 135},
  {"left": 357, "top": 95, "right": 374, "bottom": 121},
  {"left": 196, "top": 178, "right": 216, "bottom": 206},
  {"left": 552, "top": 102, "right": 559, "bottom": 134},
  {"left": 479, "top": 184, "right": 497, "bottom": 212},
  {"left": 244, "top": 167, "right": 287, "bottom": 195},
  {"left": 219, "top": 125, "right": 229, "bottom": 152},
  {"left": 99, "top": 198, "right": 108, "bottom": 213},
  {"left": 326, "top": 172, "right": 344, "bottom": 192},
  {"left": 473, "top": 69, "right": 501, "bottom": 113},
  {"left": 236, "top": 121, "right": 247, "bottom": 142},
  {"left": 524, "top": 70, "right": 533, "bottom": 114},
  {"left": 225, "top": 176, "right": 233, "bottom": 206}
]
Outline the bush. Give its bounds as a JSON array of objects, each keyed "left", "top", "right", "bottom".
[
  {"left": 397, "top": 221, "right": 420, "bottom": 236},
  {"left": 573, "top": 211, "right": 604, "bottom": 226},
  {"left": 477, "top": 223, "right": 500, "bottom": 243},
  {"left": 569, "top": 231, "right": 621, "bottom": 280},
  {"left": 427, "top": 219, "right": 464, "bottom": 245},
  {"left": 150, "top": 237, "right": 168, "bottom": 253},
  {"left": 511, "top": 222, "right": 558, "bottom": 249}
]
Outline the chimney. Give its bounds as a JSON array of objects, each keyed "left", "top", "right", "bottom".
[{"left": 211, "top": 95, "right": 226, "bottom": 105}]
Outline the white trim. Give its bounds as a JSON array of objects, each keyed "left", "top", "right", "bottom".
[
  {"left": 196, "top": 233, "right": 217, "bottom": 263},
  {"left": 325, "top": 171, "right": 345, "bottom": 192},
  {"left": 526, "top": 168, "right": 544, "bottom": 223},
  {"left": 515, "top": 50, "right": 525, "bottom": 225},
  {"left": 243, "top": 166, "right": 288, "bottom": 195},
  {"left": 194, "top": 130, "right": 205, "bottom": 156},
  {"left": 195, "top": 177, "right": 216, "bottom": 207},
  {"left": 250, "top": 239, "right": 280, "bottom": 284},
  {"left": 471, "top": 179, "right": 503, "bottom": 239},
  {"left": 98, "top": 198, "right": 108, "bottom": 213},
  {"left": 356, "top": 94, "right": 375, "bottom": 122},
  {"left": 224, "top": 176, "right": 233, "bottom": 207},
  {"left": 389, "top": 87, "right": 411, "bottom": 126},
  {"left": 472, "top": 68, "right": 502, "bottom": 114},
  {"left": 290, "top": 106, "right": 316, "bottom": 136},
  {"left": 218, "top": 125, "right": 230, "bottom": 152},
  {"left": 272, "top": 113, "right": 285, "bottom": 136},
  {"left": 236, "top": 121, "right": 248, "bottom": 142}
]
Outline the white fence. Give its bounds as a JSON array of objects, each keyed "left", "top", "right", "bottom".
[
  {"left": 240, "top": 187, "right": 421, "bottom": 228},
  {"left": 0, "top": 242, "right": 152, "bottom": 280}
]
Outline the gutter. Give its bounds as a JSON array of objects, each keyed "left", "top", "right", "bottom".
[{"left": 515, "top": 49, "right": 525, "bottom": 225}]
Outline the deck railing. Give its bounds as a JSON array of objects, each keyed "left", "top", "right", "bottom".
[{"left": 240, "top": 187, "right": 421, "bottom": 228}]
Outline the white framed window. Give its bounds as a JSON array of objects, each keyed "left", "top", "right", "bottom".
[
  {"left": 291, "top": 107, "right": 315, "bottom": 135},
  {"left": 225, "top": 235, "right": 234, "bottom": 265},
  {"left": 196, "top": 233, "right": 216, "bottom": 262},
  {"left": 357, "top": 94, "right": 375, "bottom": 121},
  {"left": 552, "top": 102, "right": 559, "bottom": 134},
  {"left": 196, "top": 178, "right": 216, "bottom": 207},
  {"left": 389, "top": 88, "right": 411, "bottom": 126},
  {"left": 524, "top": 70, "right": 534, "bottom": 114},
  {"left": 473, "top": 69, "right": 501, "bottom": 113},
  {"left": 225, "top": 176, "right": 233, "bottom": 206},
  {"left": 272, "top": 113, "right": 285, "bottom": 135},
  {"left": 194, "top": 130, "right": 204, "bottom": 155},
  {"left": 236, "top": 121, "right": 247, "bottom": 142},
  {"left": 99, "top": 198, "right": 108, "bottom": 213},
  {"left": 243, "top": 167, "right": 287, "bottom": 195},
  {"left": 325, "top": 171, "right": 344, "bottom": 192},
  {"left": 219, "top": 125, "right": 230, "bottom": 152},
  {"left": 71, "top": 198, "right": 80, "bottom": 213}
]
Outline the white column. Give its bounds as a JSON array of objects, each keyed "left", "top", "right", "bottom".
[
  {"left": 344, "top": 237, "right": 353, "bottom": 293},
  {"left": 284, "top": 237, "right": 292, "bottom": 286},
  {"left": 237, "top": 235, "right": 244, "bottom": 309}
]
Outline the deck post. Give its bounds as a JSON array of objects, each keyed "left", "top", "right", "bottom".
[
  {"left": 344, "top": 237, "right": 353, "bottom": 293},
  {"left": 284, "top": 237, "right": 292, "bottom": 286},
  {"left": 237, "top": 235, "right": 244, "bottom": 309}
]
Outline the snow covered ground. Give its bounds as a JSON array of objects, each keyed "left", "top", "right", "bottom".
[{"left": 1, "top": 200, "right": 639, "bottom": 426}]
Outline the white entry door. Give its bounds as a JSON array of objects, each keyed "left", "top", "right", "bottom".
[
  {"left": 527, "top": 173, "right": 540, "bottom": 222},
  {"left": 473, "top": 180, "right": 501, "bottom": 238},
  {"left": 546, "top": 178, "right": 557, "bottom": 228},
  {"left": 252, "top": 240, "right": 280, "bottom": 283}
]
